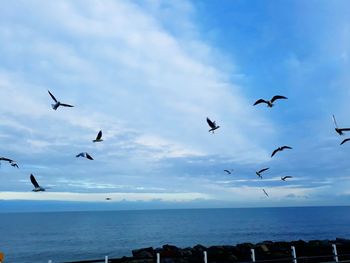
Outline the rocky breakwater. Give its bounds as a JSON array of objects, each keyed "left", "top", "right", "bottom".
[{"left": 114, "top": 238, "right": 350, "bottom": 263}]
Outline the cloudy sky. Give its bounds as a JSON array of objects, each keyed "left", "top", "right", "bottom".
[{"left": 1, "top": 0, "right": 350, "bottom": 211}]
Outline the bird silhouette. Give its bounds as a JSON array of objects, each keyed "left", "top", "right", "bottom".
[
  {"left": 224, "top": 169, "right": 233, "bottom": 174},
  {"left": 206, "top": 117, "right": 220, "bottom": 133},
  {"left": 281, "top": 176, "right": 293, "bottom": 181},
  {"left": 253, "top": 95, "right": 287, "bottom": 107},
  {"left": 333, "top": 114, "right": 350, "bottom": 135},
  {"left": 256, "top": 168, "right": 269, "bottom": 179},
  {"left": 48, "top": 90, "right": 74, "bottom": 110},
  {"left": 76, "top": 152, "right": 94, "bottom": 160},
  {"left": 93, "top": 130, "right": 103, "bottom": 143},
  {"left": 30, "top": 174, "right": 45, "bottom": 192},
  {"left": 271, "top": 146, "right": 292, "bottom": 157}
]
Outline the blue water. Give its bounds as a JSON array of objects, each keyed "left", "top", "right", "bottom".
[{"left": 1, "top": 207, "right": 350, "bottom": 263}]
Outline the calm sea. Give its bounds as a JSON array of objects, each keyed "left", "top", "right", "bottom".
[{"left": 1, "top": 207, "right": 350, "bottom": 263}]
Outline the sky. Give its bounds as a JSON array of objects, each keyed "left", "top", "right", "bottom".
[{"left": 1, "top": 0, "right": 350, "bottom": 212}]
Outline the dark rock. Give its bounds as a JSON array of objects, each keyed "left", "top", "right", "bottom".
[{"left": 132, "top": 247, "right": 154, "bottom": 259}]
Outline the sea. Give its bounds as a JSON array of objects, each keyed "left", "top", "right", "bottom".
[{"left": 1, "top": 206, "right": 350, "bottom": 263}]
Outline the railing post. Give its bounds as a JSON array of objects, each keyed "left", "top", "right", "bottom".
[
  {"left": 204, "top": 251, "right": 208, "bottom": 263},
  {"left": 105, "top": 255, "right": 108, "bottom": 263},
  {"left": 291, "top": 246, "right": 297, "bottom": 263},
  {"left": 157, "top": 252, "right": 160, "bottom": 263},
  {"left": 250, "top": 248, "right": 256, "bottom": 262},
  {"left": 332, "top": 244, "right": 339, "bottom": 262}
]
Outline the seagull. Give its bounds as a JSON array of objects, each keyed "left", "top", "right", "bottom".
[
  {"left": 340, "top": 138, "right": 350, "bottom": 145},
  {"left": 206, "top": 117, "right": 220, "bottom": 133},
  {"left": 262, "top": 189, "right": 269, "bottom": 197},
  {"left": 253, "top": 95, "right": 287, "bottom": 107},
  {"left": 105, "top": 198, "right": 112, "bottom": 201},
  {"left": 224, "top": 169, "right": 233, "bottom": 174},
  {"left": 256, "top": 168, "right": 269, "bottom": 179},
  {"left": 333, "top": 114, "right": 350, "bottom": 135},
  {"left": 76, "top": 152, "right": 94, "bottom": 160},
  {"left": 48, "top": 90, "right": 74, "bottom": 110},
  {"left": 30, "top": 174, "right": 45, "bottom": 192},
  {"left": 281, "top": 176, "right": 293, "bottom": 181},
  {"left": 271, "top": 146, "right": 292, "bottom": 157},
  {"left": 11, "top": 162, "right": 19, "bottom": 168},
  {"left": 93, "top": 130, "right": 103, "bottom": 143}
]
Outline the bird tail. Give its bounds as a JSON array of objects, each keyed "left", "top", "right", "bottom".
[{"left": 51, "top": 104, "right": 58, "bottom": 110}]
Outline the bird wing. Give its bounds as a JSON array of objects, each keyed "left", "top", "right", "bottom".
[
  {"left": 224, "top": 170, "right": 231, "bottom": 174},
  {"left": 253, "top": 99, "right": 268, "bottom": 106},
  {"left": 48, "top": 90, "right": 58, "bottom": 103},
  {"left": 258, "top": 168, "right": 269, "bottom": 173},
  {"left": 281, "top": 146, "right": 292, "bottom": 150},
  {"left": 333, "top": 114, "right": 339, "bottom": 128},
  {"left": 340, "top": 138, "right": 350, "bottom": 145},
  {"left": 60, "top": 103, "right": 74, "bottom": 107},
  {"left": 262, "top": 189, "right": 269, "bottom": 197},
  {"left": 339, "top": 128, "right": 350, "bottom": 132},
  {"left": 76, "top": 152, "right": 84, "bottom": 158},
  {"left": 0, "top": 157, "right": 13, "bottom": 162},
  {"left": 285, "top": 176, "right": 293, "bottom": 179},
  {"left": 86, "top": 153, "right": 94, "bottom": 160},
  {"left": 30, "top": 174, "right": 40, "bottom": 188},
  {"left": 271, "top": 148, "right": 280, "bottom": 157},
  {"left": 271, "top": 95, "right": 288, "bottom": 103},
  {"left": 206, "top": 117, "right": 216, "bottom": 129},
  {"left": 96, "top": 130, "right": 102, "bottom": 140}
]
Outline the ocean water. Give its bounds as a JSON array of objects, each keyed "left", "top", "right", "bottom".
[{"left": 1, "top": 206, "right": 350, "bottom": 263}]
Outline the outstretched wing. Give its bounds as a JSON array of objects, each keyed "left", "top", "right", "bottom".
[
  {"left": 341, "top": 138, "right": 350, "bottom": 145},
  {"left": 262, "top": 189, "right": 269, "bottom": 197},
  {"left": 271, "top": 148, "right": 280, "bottom": 157},
  {"left": 258, "top": 167, "right": 269, "bottom": 174},
  {"left": 60, "top": 103, "right": 74, "bottom": 107},
  {"left": 48, "top": 90, "right": 58, "bottom": 103},
  {"left": 206, "top": 117, "right": 216, "bottom": 129},
  {"left": 96, "top": 130, "right": 102, "bottom": 140},
  {"left": 0, "top": 157, "right": 14, "bottom": 163},
  {"left": 30, "top": 174, "right": 40, "bottom": 188},
  {"left": 224, "top": 169, "right": 231, "bottom": 174},
  {"left": 86, "top": 153, "right": 94, "bottom": 160},
  {"left": 253, "top": 99, "right": 268, "bottom": 106},
  {"left": 271, "top": 95, "right": 287, "bottom": 103},
  {"left": 333, "top": 114, "right": 339, "bottom": 128},
  {"left": 281, "top": 146, "right": 292, "bottom": 150},
  {"left": 339, "top": 128, "right": 350, "bottom": 132},
  {"left": 76, "top": 152, "right": 84, "bottom": 158}
]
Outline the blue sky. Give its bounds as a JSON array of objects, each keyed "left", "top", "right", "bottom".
[{"left": 1, "top": 0, "right": 350, "bottom": 211}]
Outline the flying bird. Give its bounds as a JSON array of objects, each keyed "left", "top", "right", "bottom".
[
  {"left": 105, "top": 198, "right": 112, "bottom": 201},
  {"left": 333, "top": 114, "right": 350, "bottom": 135},
  {"left": 340, "top": 138, "right": 350, "bottom": 145},
  {"left": 281, "top": 176, "right": 293, "bottom": 181},
  {"left": 224, "top": 169, "right": 233, "bottom": 174},
  {"left": 11, "top": 162, "right": 19, "bottom": 168},
  {"left": 30, "top": 174, "right": 45, "bottom": 192},
  {"left": 271, "top": 146, "right": 292, "bottom": 157},
  {"left": 262, "top": 189, "right": 269, "bottom": 197},
  {"left": 48, "top": 90, "right": 74, "bottom": 110},
  {"left": 76, "top": 152, "right": 94, "bottom": 160},
  {"left": 253, "top": 95, "right": 287, "bottom": 107},
  {"left": 93, "top": 130, "right": 103, "bottom": 143},
  {"left": 206, "top": 117, "right": 220, "bottom": 133},
  {"left": 256, "top": 168, "right": 269, "bottom": 179}
]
